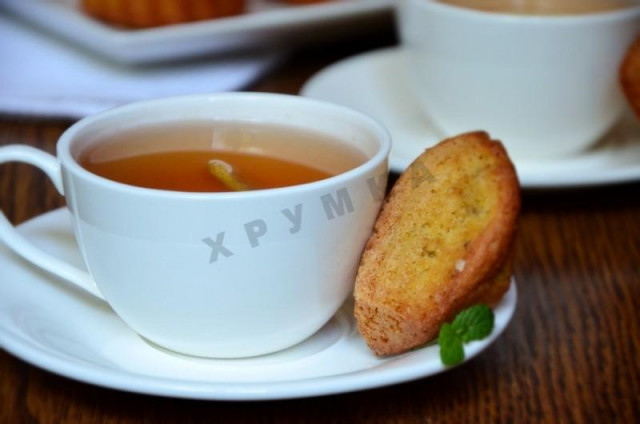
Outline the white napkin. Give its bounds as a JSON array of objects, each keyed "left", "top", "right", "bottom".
[{"left": 0, "top": 13, "right": 283, "bottom": 118}]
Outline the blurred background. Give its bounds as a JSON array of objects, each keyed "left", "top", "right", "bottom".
[{"left": 0, "top": 0, "right": 394, "bottom": 118}]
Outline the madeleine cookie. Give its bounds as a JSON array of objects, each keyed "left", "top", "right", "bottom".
[
  {"left": 354, "top": 132, "right": 520, "bottom": 356},
  {"left": 621, "top": 36, "right": 640, "bottom": 119},
  {"left": 81, "top": 0, "right": 245, "bottom": 28}
]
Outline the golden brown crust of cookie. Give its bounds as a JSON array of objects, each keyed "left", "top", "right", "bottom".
[
  {"left": 621, "top": 36, "right": 640, "bottom": 119},
  {"left": 354, "top": 132, "right": 520, "bottom": 356},
  {"left": 81, "top": 0, "right": 245, "bottom": 28}
]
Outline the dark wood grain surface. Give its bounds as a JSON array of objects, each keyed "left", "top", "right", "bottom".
[{"left": 1, "top": 30, "right": 640, "bottom": 424}]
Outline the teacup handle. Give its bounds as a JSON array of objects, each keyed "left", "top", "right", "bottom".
[{"left": 0, "top": 145, "right": 105, "bottom": 301}]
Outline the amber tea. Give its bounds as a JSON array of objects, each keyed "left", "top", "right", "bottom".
[{"left": 78, "top": 121, "right": 367, "bottom": 192}]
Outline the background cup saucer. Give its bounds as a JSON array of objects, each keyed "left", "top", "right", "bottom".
[{"left": 301, "top": 47, "right": 640, "bottom": 189}]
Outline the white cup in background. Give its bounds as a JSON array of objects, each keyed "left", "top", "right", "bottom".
[{"left": 397, "top": 0, "right": 640, "bottom": 158}]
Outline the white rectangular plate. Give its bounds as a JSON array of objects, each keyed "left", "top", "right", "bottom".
[{"left": 0, "top": 0, "right": 393, "bottom": 64}]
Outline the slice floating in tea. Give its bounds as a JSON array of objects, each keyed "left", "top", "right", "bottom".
[{"left": 207, "top": 159, "right": 250, "bottom": 191}]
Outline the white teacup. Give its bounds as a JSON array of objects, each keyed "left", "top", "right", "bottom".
[
  {"left": 397, "top": 0, "right": 640, "bottom": 158},
  {"left": 0, "top": 93, "right": 391, "bottom": 358}
]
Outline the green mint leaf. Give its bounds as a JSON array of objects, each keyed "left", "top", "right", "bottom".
[
  {"left": 438, "top": 323, "right": 465, "bottom": 366},
  {"left": 437, "top": 304, "right": 496, "bottom": 366},
  {"left": 451, "top": 304, "right": 494, "bottom": 343}
]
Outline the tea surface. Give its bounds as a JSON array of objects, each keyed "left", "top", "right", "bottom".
[
  {"left": 78, "top": 121, "right": 366, "bottom": 192},
  {"left": 435, "top": 0, "right": 638, "bottom": 14}
]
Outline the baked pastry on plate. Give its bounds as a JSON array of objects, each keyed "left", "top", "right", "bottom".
[{"left": 354, "top": 132, "right": 520, "bottom": 356}]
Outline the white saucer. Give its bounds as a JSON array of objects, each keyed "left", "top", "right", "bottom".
[
  {"left": 0, "top": 208, "right": 516, "bottom": 400},
  {"left": 301, "top": 47, "right": 640, "bottom": 189}
]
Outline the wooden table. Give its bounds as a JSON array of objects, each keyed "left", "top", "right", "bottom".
[{"left": 1, "top": 32, "right": 639, "bottom": 424}]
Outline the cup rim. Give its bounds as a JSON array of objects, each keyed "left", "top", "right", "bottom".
[
  {"left": 57, "top": 92, "right": 391, "bottom": 199},
  {"left": 403, "top": 0, "right": 640, "bottom": 24}
]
